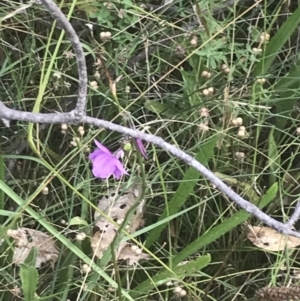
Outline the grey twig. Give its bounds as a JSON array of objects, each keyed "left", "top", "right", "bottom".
[
  {"left": 1, "top": 0, "right": 300, "bottom": 240},
  {"left": 0, "top": 102, "right": 300, "bottom": 238},
  {"left": 40, "top": 0, "right": 87, "bottom": 117},
  {"left": 286, "top": 200, "right": 300, "bottom": 227}
]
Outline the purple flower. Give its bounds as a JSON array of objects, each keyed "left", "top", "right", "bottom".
[
  {"left": 136, "top": 138, "right": 148, "bottom": 159},
  {"left": 89, "top": 140, "right": 128, "bottom": 180}
]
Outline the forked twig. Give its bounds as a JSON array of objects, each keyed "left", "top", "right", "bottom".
[{"left": 1, "top": 0, "right": 300, "bottom": 239}]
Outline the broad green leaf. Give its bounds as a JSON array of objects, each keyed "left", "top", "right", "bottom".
[
  {"left": 68, "top": 216, "right": 88, "bottom": 227},
  {"left": 130, "top": 254, "right": 210, "bottom": 298},
  {"left": 254, "top": 5, "right": 300, "bottom": 76},
  {"left": 20, "top": 257, "right": 39, "bottom": 301},
  {"left": 172, "top": 183, "right": 278, "bottom": 265},
  {"left": 24, "top": 246, "right": 38, "bottom": 266},
  {"left": 146, "top": 135, "right": 218, "bottom": 247}
]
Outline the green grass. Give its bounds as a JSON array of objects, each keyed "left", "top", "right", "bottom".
[{"left": 1, "top": 0, "right": 300, "bottom": 300}]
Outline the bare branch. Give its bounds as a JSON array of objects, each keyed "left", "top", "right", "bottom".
[
  {"left": 286, "top": 200, "right": 300, "bottom": 227},
  {"left": 0, "top": 102, "right": 299, "bottom": 238},
  {"left": 39, "top": 0, "right": 87, "bottom": 117}
]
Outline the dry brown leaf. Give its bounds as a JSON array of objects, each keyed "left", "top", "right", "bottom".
[
  {"left": 92, "top": 184, "right": 145, "bottom": 259},
  {"left": 247, "top": 226, "right": 300, "bottom": 251},
  {"left": 6, "top": 228, "right": 59, "bottom": 268},
  {"left": 117, "top": 243, "right": 150, "bottom": 265}
]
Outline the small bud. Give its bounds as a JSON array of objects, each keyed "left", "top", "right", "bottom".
[
  {"left": 76, "top": 232, "right": 86, "bottom": 241},
  {"left": 125, "top": 86, "right": 130, "bottom": 93},
  {"left": 260, "top": 32, "right": 270, "bottom": 43},
  {"left": 135, "top": 248, "right": 142, "bottom": 255},
  {"left": 60, "top": 219, "right": 66, "bottom": 225},
  {"left": 252, "top": 47, "right": 262, "bottom": 54},
  {"left": 82, "top": 264, "right": 92, "bottom": 274},
  {"left": 296, "top": 127, "right": 300, "bottom": 135},
  {"left": 90, "top": 81, "right": 98, "bottom": 89},
  {"left": 202, "top": 70, "right": 208, "bottom": 78},
  {"left": 179, "top": 289, "right": 187, "bottom": 296},
  {"left": 78, "top": 126, "right": 85, "bottom": 137},
  {"left": 221, "top": 63, "right": 228, "bottom": 70},
  {"left": 131, "top": 245, "right": 138, "bottom": 252},
  {"left": 174, "top": 286, "right": 182, "bottom": 293},
  {"left": 202, "top": 89, "right": 210, "bottom": 96},
  {"left": 232, "top": 117, "right": 243, "bottom": 126},
  {"left": 166, "top": 281, "right": 173, "bottom": 286},
  {"left": 199, "top": 123, "right": 209, "bottom": 132},
  {"left": 123, "top": 142, "right": 132, "bottom": 151},
  {"left": 190, "top": 38, "right": 197, "bottom": 47},
  {"left": 200, "top": 107, "right": 209, "bottom": 118},
  {"left": 256, "top": 78, "right": 266, "bottom": 85},
  {"left": 42, "top": 187, "right": 49, "bottom": 195},
  {"left": 208, "top": 87, "right": 214, "bottom": 95},
  {"left": 61, "top": 124, "right": 68, "bottom": 131},
  {"left": 235, "top": 152, "right": 245, "bottom": 162},
  {"left": 223, "top": 67, "right": 230, "bottom": 74}
]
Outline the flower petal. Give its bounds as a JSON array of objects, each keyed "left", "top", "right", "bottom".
[
  {"left": 92, "top": 154, "right": 116, "bottom": 179},
  {"left": 94, "top": 140, "right": 112, "bottom": 155},
  {"left": 113, "top": 159, "right": 128, "bottom": 179},
  {"left": 136, "top": 138, "right": 148, "bottom": 159},
  {"left": 89, "top": 149, "right": 104, "bottom": 161}
]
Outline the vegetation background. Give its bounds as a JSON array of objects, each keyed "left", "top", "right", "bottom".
[{"left": 1, "top": 0, "right": 300, "bottom": 300}]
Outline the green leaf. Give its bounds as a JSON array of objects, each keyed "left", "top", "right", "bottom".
[
  {"left": 20, "top": 252, "right": 39, "bottom": 301},
  {"left": 68, "top": 216, "right": 88, "bottom": 227},
  {"left": 24, "top": 246, "right": 38, "bottom": 266},
  {"left": 254, "top": 5, "right": 300, "bottom": 76},
  {"left": 146, "top": 135, "right": 217, "bottom": 247},
  {"left": 130, "top": 254, "right": 210, "bottom": 298},
  {"left": 172, "top": 183, "right": 278, "bottom": 265}
]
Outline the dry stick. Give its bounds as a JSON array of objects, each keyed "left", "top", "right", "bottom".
[
  {"left": 1, "top": 0, "right": 300, "bottom": 238},
  {"left": 39, "top": 0, "right": 87, "bottom": 117},
  {"left": 286, "top": 200, "right": 300, "bottom": 227},
  {"left": 0, "top": 102, "right": 300, "bottom": 238}
]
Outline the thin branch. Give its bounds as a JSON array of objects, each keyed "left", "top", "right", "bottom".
[
  {"left": 39, "top": 0, "right": 87, "bottom": 117},
  {"left": 0, "top": 102, "right": 299, "bottom": 238},
  {"left": 286, "top": 200, "right": 300, "bottom": 227}
]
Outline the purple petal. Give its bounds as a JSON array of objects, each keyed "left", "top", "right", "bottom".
[
  {"left": 136, "top": 138, "right": 148, "bottom": 159},
  {"left": 94, "top": 140, "right": 111, "bottom": 155},
  {"left": 113, "top": 159, "right": 128, "bottom": 179},
  {"left": 92, "top": 154, "right": 116, "bottom": 179},
  {"left": 89, "top": 149, "right": 104, "bottom": 161}
]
